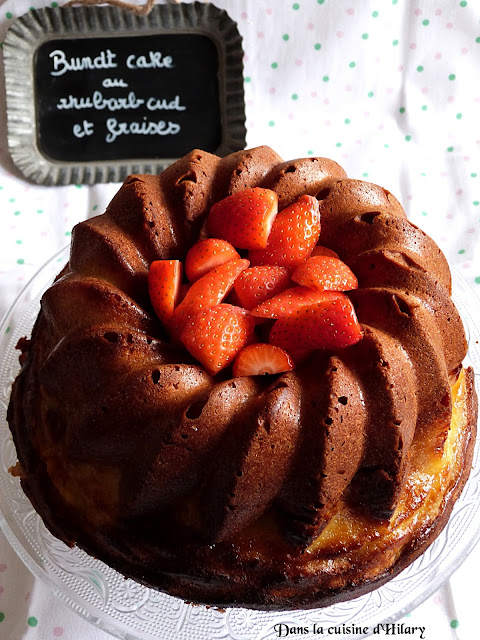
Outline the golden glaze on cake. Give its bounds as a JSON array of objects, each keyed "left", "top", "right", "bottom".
[{"left": 7, "top": 147, "right": 477, "bottom": 609}]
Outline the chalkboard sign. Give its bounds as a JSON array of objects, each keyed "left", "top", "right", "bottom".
[
  {"left": 4, "top": 4, "right": 246, "bottom": 185},
  {"left": 35, "top": 33, "right": 221, "bottom": 163}
]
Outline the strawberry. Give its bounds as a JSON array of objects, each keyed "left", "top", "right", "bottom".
[
  {"left": 233, "top": 266, "right": 291, "bottom": 311},
  {"left": 185, "top": 238, "right": 240, "bottom": 283},
  {"left": 249, "top": 195, "right": 321, "bottom": 268},
  {"left": 172, "top": 258, "right": 249, "bottom": 331},
  {"left": 311, "top": 245, "right": 340, "bottom": 259},
  {"left": 251, "top": 286, "right": 343, "bottom": 319},
  {"left": 180, "top": 304, "right": 255, "bottom": 374},
  {"left": 232, "top": 343, "right": 293, "bottom": 377},
  {"left": 148, "top": 260, "right": 182, "bottom": 327},
  {"left": 291, "top": 255, "right": 358, "bottom": 291},
  {"left": 269, "top": 297, "right": 363, "bottom": 358},
  {"left": 207, "top": 188, "right": 278, "bottom": 249}
]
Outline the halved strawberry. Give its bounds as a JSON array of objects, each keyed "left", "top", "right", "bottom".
[
  {"left": 292, "top": 255, "right": 358, "bottom": 291},
  {"left": 311, "top": 245, "right": 340, "bottom": 259},
  {"left": 172, "top": 258, "right": 249, "bottom": 331},
  {"left": 232, "top": 343, "right": 293, "bottom": 377},
  {"left": 207, "top": 188, "right": 278, "bottom": 249},
  {"left": 185, "top": 238, "right": 240, "bottom": 283},
  {"left": 234, "top": 265, "right": 291, "bottom": 311},
  {"left": 148, "top": 260, "right": 182, "bottom": 327},
  {"left": 180, "top": 304, "right": 256, "bottom": 374},
  {"left": 248, "top": 195, "right": 321, "bottom": 268},
  {"left": 251, "top": 286, "right": 343, "bottom": 319},
  {"left": 269, "top": 297, "right": 363, "bottom": 358}
]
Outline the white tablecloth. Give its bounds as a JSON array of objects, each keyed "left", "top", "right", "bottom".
[{"left": 1, "top": 0, "right": 480, "bottom": 638}]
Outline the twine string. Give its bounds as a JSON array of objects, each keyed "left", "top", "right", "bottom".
[{"left": 63, "top": 0, "right": 169, "bottom": 16}]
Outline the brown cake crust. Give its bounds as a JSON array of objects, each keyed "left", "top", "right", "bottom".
[{"left": 7, "top": 147, "right": 477, "bottom": 610}]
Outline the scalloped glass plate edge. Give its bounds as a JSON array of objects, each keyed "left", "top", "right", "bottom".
[{"left": 0, "top": 254, "right": 479, "bottom": 640}]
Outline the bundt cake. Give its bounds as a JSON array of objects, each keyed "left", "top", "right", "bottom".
[{"left": 7, "top": 146, "right": 478, "bottom": 610}]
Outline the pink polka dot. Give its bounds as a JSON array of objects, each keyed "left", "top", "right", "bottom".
[
  {"left": 446, "top": 213, "right": 454, "bottom": 219},
  {"left": 324, "top": 120, "right": 331, "bottom": 127},
  {"left": 337, "top": 31, "right": 344, "bottom": 38},
  {"left": 341, "top": 153, "right": 349, "bottom": 160},
  {"left": 243, "top": 54, "right": 249, "bottom": 63},
  {"left": 387, "top": 88, "right": 393, "bottom": 95},
  {"left": 461, "top": 48, "right": 469, "bottom": 55},
  {"left": 266, "top": 8, "right": 273, "bottom": 16},
  {"left": 18, "top": 276, "right": 24, "bottom": 282},
  {"left": 464, "top": 156, "right": 470, "bottom": 161},
  {"left": 441, "top": 172, "right": 448, "bottom": 177},
  {"left": 246, "top": 99, "right": 254, "bottom": 107},
  {"left": 435, "top": 9, "right": 443, "bottom": 16},
  {"left": 257, "top": 31, "right": 264, "bottom": 38},
  {"left": 0, "top": 564, "right": 7, "bottom": 573},
  {"left": 448, "top": 95, "right": 454, "bottom": 102},
  {"left": 410, "top": 43, "right": 416, "bottom": 50},
  {"left": 323, "top": 98, "right": 330, "bottom": 105},
  {"left": 375, "top": 57, "right": 381, "bottom": 63},
  {"left": 41, "top": 231, "right": 48, "bottom": 237},
  {"left": 25, "top": 592, "right": 30, "bottom": 602},
  {"left": 414, "top": 8, "right": 422, "bottom": 16},
  {"left": 398, "top": 65, "right": 404, "bottom": 72},
  {"left": 53, "top": 628, "right": 64, "bottom": 638},
  {"left": 0, "top": 586, "right": 4, "bottom": 595},
  {"left": 356, "top": 139, "right": 362, "bottom": 144},
  {"left": 288, "top": 113, "right": 294, "bottom": 120},
  {"left": 307, "top": 22, "right": 314, "bottom": 30},
  {"left": 468, "top": 228, "right": 476, "bottom": 234},
  {"left": 347, "top": 8, "right": 354, "bottom": 15},
  {"left": 345, "top": 84, "right": 352, "bottom": 92},
  {"left": 435, "top": 52, "right": 442, "bottom": 59},
  {"left": 241, "top": 12, "right": 247, "bottom": 20},
  {"left": 269, "top": 87, "right": 275, "bottom": 94},
  {"left": 475, "top": 98, "right": 480, "bottom": 103},
  {"left": 311, "top": 91, "right": 318, "bottom": 98},
  {"left": 364, "top": 112, "right": 370, "bottom": 117},
  {"left": 456, "top": 189, "right": 463, "bottom": 195},
  {"left": 463, "top": 262, "right": 471, "bottom": 268},
  {"left": 378, "top": 124, "right": 384, "bottom": 130},
  {"left": 407, "top": 195, "right": 413, "bottom": 201},
  {"left": 446, "top": 22, "right": 453, "bottom": 29},
  {"left": 295, "top": 59, "right": 303, "bottom": 66},
  {"left": 421, "top": 87, "right": 429, "bottom": 94}
]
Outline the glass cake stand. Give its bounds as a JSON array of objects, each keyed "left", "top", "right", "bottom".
[{"left": 1, "top": 246, "right": 480, "bottom": 640}]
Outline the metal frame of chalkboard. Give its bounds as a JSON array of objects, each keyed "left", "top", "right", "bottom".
[{"left": 3, "top": 3, "right": 246, "bottom": 185}]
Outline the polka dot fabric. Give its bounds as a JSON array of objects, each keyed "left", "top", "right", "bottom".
[{"left": 0, "top": 0, "right": 479, "bottom": 638}]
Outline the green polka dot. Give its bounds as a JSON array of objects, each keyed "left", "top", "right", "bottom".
[
  {"left": 314, "top": 43, "right": 321, "bottom": 51},
  {"left": 368, "top": 91, "right": 374, "bottom": 97},
  {"left": 27, "top": 616, "right": 37, "bottom": 628},
  {"left": 6, "top": 12, "right": 13, "bottom": 19},
  {"left": 271, "top": 62, "right": 278, "bottom": 69},
  {"left": 0, "top": 612, "right": 4, "bottom": 622},
  {"left": 344, "top": 118, "right": 351, "bottom": 124},
  {"left": 458, "top": 249, "right": 466, "bottom": 254},
  {"left": 65, "top": 231, "right": 72, "bottom": 236},
  {"left": 244, "top": 76, "right": 251, "bottom": 83},
  {"left": 75, "top": 184, "right": 82, "bottom": 189},
  {"left": 17, "top": 259, "right": 25, "bottom": 265},
  {"left": 268, "top": 120, "right": 275, "bottom": 127},
  {"left": 292, "top": 3, "right": 300, "bottom": 9},
  {"left": 317, "top": 0, "right": 325, "bottom": 4},
  {"left": 405, "top": 135, "right": 412, "bottom": 142},
  {"left": 372, "top": 11, "right": 379, "bottom": 17},
  {"left": 476, "top": 37, "right": 480, "bottom": 43},
  {"left": 456, "top": 113, "right": 462, "bottom": 119},
  {"left": 349, "top": 61, "right": 356, "bottom": 68},
  {"left": 422, "top": 105, "right": 428, "bottom": 111},
  {"left": 307, "top": 150, "right": 314, "bottom": 155},
  {"left": 9, "top": 198, "right": 15, "bottom": 203},
  {"left": 93, "top": 204, "right": 99, "bottom": 211},
  {"left": 362, "top": 33, "right": 369, "bottom": 40},
  {"left": 16, "top": 240, "right": 22, "bottom": 245},
  {"left": 475, "top": 277, "right": 480, "bottom": 285},
  {"left": 473, "top": 201, "right": 479, "bottom": 206},
  {"left": 291, "top": 93, "right": 298, "bottom": 101},
  {"left": 417, "top": 65, "right": 424, "bottom": 72},
  {"left": 399, "top": 107, "right": 405, "bottom": 114},
  {"left": 471, "top": 173, "right": 477, "bottom": 177},
  {"left": 336, "top": 142, "right": 342, "bottom": 148},
  {"left": 447, "top": 146, "right": 454, "bottom": 152},
  {"left": 13, "top": 210, "right": 20, "bottom": 216},
  {"left": 392, "top": 0, "right": 398, "bottom": 4},
  {"left": 37, "top": 209, "right": 43, "bottom": 214},
  {"left": 421, "top": 172, "right": 427, "bottom": 176},
  {"left": 422, "top": 19, "right": 430, "bottom": 26},
  {"left": 421, "top": 211, "right": 428, "bottom": 216},
  {"left": 460, "top": 0, "right": 467, "bottom": 6},
  {"left": 0, "top": 186, "right": 3, "bottom": 190},
  {"left": 393, "top": 39, "right": 399, "bottom": 46},
  {"left": 323, "top": 75, "right": 329, "bottom": 82},
  {"left": 450, "top": 619, "right": 460, "bottom": 629},
  {"left": 384, "top": 144, "right": 390, "bottom": 148},
  {"left": 449, "top": 73, "right": 456, "bottom": 81},
  {"left": 51, "top": 1, "right": 59, "bottom": 6},
  {"left": 282, "top": 34, "right": 289, "bottom": 41},
  {"left": 362, "top": 172, "right": 369, "bottom": 177}
]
